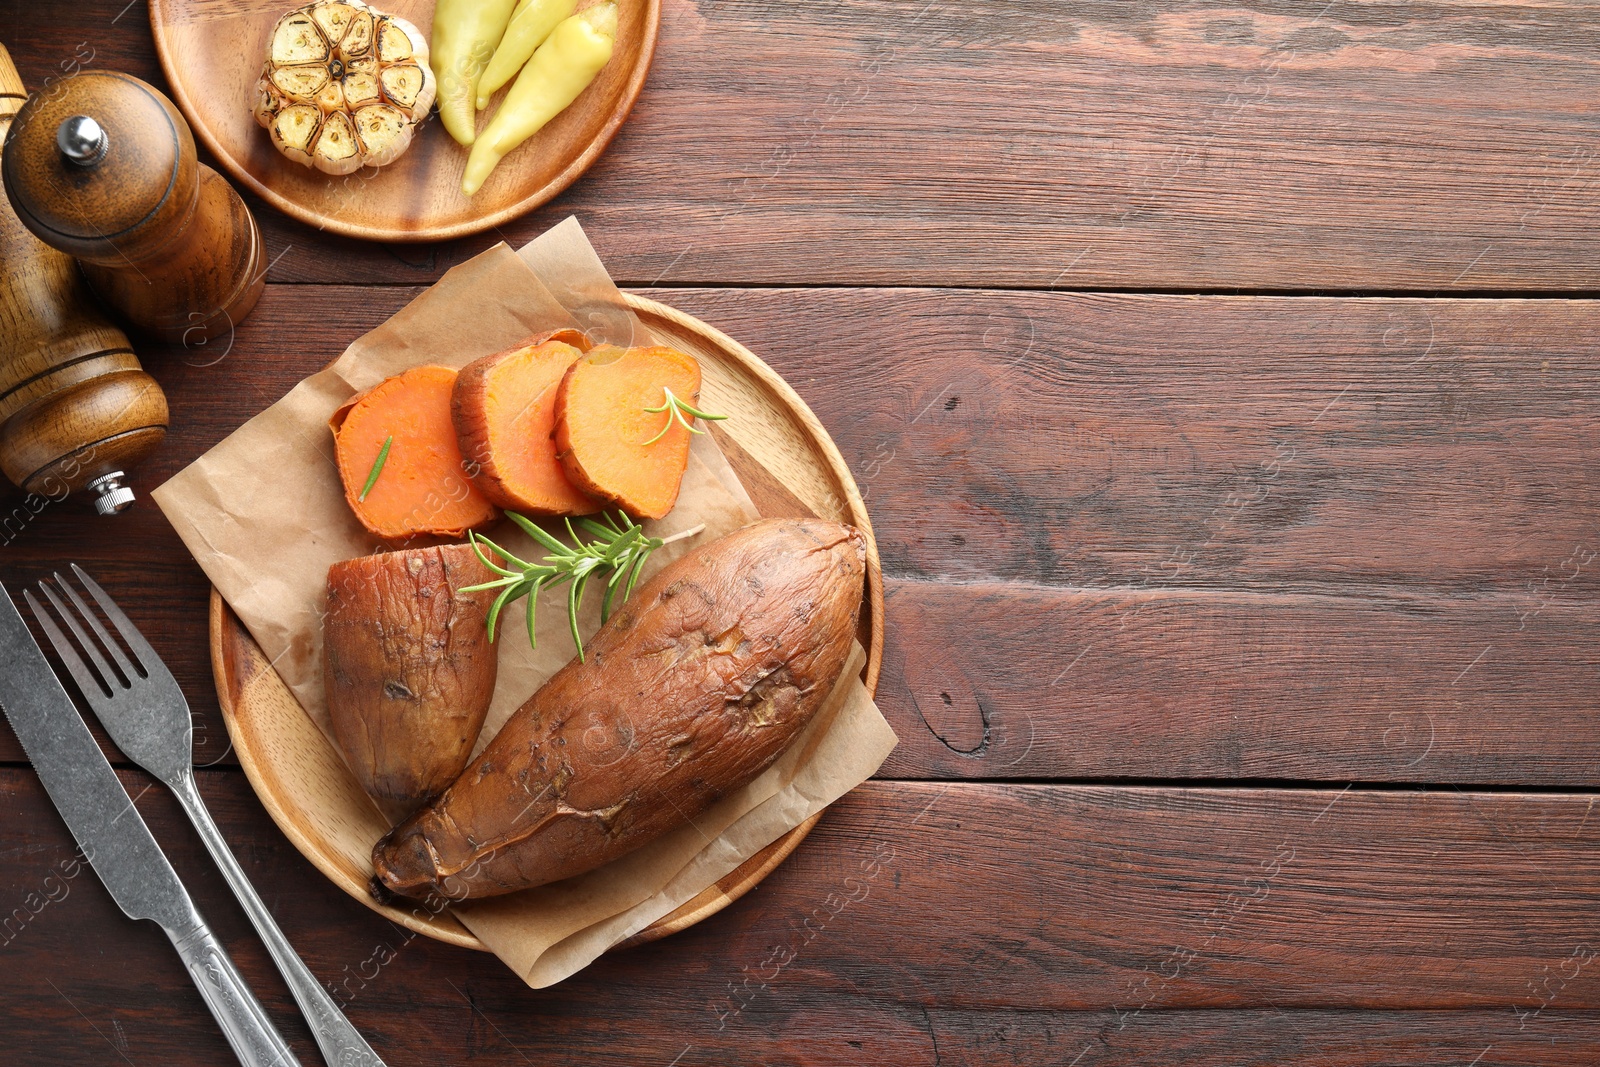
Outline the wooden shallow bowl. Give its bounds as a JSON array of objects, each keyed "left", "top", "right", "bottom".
[
  {"left": 150, "top": 0, "right": 660, "bottom": 242},
  {"left": 210, "top": 293, "right": 883, "bottom": 951}
]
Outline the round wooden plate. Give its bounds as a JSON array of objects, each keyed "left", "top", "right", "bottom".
[
  {"left": 210, "top": 293, "right": 883, "bottom": 951},
  {"left": 149, "top": 0, "right": 660, "bottom": 242}
]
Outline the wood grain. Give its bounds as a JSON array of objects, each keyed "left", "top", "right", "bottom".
[
  {"left": 3, "top": 67, "right": 266, "bottom": 342},
  {"left": 636, "top": 288, "right": 1600, "bottom": 594},
  {"left": 15, "top": 0, "right": 1600, "bottom": 288},
  {"left": 2, "top": 286, "right": 1597, "bottom": 790},
  {"left": 6, "top": 3, "right": 1600, "bottom": 1062},
  {"left": 3, "top": 772, "right": 1599, "bottom": 1066},
  {"left": 877, "top": 579, "right": 1600, "bottom": 784},
  {"left": 149, "top": 0, "right": 661, "bottom": 241},
  {"left": 0, "top": 44, "right": 170, "bottom": 501}
]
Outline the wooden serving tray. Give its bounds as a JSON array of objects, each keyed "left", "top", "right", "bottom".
[
  {"left": 150, "top": 0, "right": 660, "bottom": 242},
  {"left": 209, "top": 294, "right": 883, "bottom": 951}
]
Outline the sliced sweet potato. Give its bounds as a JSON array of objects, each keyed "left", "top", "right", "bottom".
[
  {"left": 451, "top": 328, "right": 600, "bottom": 516},
  {"left": 552, "top": 344, "right": 703, "bottom": 520},
  {"left": 332, "top": 364, "right": 499, "bottom": 540}
]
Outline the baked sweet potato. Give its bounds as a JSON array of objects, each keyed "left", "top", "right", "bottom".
[
  {"left": 331, "top": 364, "right": 500, "bottom": 541},
  {"left": 452, "top": 328, "right": 600, "bottom": 516},
  {"left": 371, "top": 518, "right": 866, "bottom": 900},
  {"left": 325, "top": 543, "right": 500, "bottom": 810},
  {"left": 552, "top": 344, "right": 704, "bottom": 521}
]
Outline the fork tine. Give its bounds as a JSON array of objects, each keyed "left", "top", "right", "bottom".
[
  {"left": 37, "top": 579, "right": 126, "bottom": 692},
  {"left": 23, "top": 589, "right": 112, "bottom": 704},
  {"left": 70, "top": 564, "right": 159, "bottom": 672},
  {"left": 54, "top": 571, "right": 141, "bottom": 682}
]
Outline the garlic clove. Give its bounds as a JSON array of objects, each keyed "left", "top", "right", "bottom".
[
  {"left": 309, "top": 1, "right": 357, "bottom": 45},
  {"left": 379, "top": 64, "right": 426, "bottom": 112},
  {"left": 352, "top": 103, "right": 412, "bottom": 169},
  {"left": 270, "top": 11, "right": 330, "bottom": 66},
  {"left": 270, "top": 103, "right": 322, "bottom": 166},
  {"left": 344, "top": 71, "right": 382, "bottom": 108},
  {"left": 313, "top": 109, "right": 362, "bottom": 174}
]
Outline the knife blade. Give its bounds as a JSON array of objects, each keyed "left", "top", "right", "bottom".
[
  {"left": 0, "top": 582, "right": 300, "bottom": 1067},
  {"left": 0, "top": 582, "right": 192, "bottom": 929}
]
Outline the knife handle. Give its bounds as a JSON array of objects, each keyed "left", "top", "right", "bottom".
[{"left": 168, "top": 920, "right": 301, "bottom": 1067}]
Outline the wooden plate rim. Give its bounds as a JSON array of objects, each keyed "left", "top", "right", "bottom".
[
  {"left": 148, "top": 0, "right": 663, "bottom": 243},
  {"left": 209, "top": 292, "right": 881, "bottom": 952}
]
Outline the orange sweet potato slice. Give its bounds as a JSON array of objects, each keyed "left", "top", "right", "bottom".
[
  {"left": 452, "top": 328, "right": 600, "bottom": 517},
  {"left": 552, "top": 345, "right": 703, "bottom": 521},
  {"left": 331, "top": 364, "right": 500, "bottom": 540}
]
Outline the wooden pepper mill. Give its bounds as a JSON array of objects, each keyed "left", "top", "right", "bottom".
[
  {"left": 2, "top": 65, "right": 265, "bottom": 344},
  {"left": 0, "top": 43, "right": 167, "bottom": 514}
]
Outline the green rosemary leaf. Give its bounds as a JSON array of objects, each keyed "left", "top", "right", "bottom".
[
  {"left": 459, "top": 577, "right": 512, "bottom": 594},
  {"left": 525, "top": 579, "right": 541, "bottom": 650},
  {"left": 468, "top": 532, "right": 525, "bottom": 578},
  {"left": 568, "top": 575, "right": 586, "bottom": 661},
  {"left": 506, "top": 512, "right": 568, "bottom": 555},
  {"left": 643, "top": 387, "right": 730, "bottom": 445},
  {"left": 471, "top": 511, "right": 697, "bottom": 656},
  {"left": 576, "top": 516, "right": 616, "bottom": 542},
  {"left": 357, "top": 435, "right": 393, "bottom": 502},
  {"left": 600, "top": 564, "right": 625, "bottom": 623},
  {"left": 675, "top": 399, "right": 730, "bottom": 422},
  {"left": 486, "top": 579, "right": 521, "bottom": 643},
  {"left": 608, "top": 525, "right": 643, "bottom": 560},
  {"left": 623, "top": 542, "right": 653, "bottom": 600}
]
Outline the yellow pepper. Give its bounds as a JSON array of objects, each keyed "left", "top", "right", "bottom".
[
  {"left": 476, "top": 0, "right": 579, "bottom": 110},
  {"left": 430, "top": 0, "right": 520, "bottom": 146},
  {"left": 461, "top": 2, "right": 616, "bottom": 196}
]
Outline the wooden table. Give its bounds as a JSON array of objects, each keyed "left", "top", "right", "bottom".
[{"left": 4, "top": 2, "right": 1599, "bottom": 1063}]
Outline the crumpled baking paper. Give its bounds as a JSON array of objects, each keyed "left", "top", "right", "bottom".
[{"left": 153, "top": 217, "right": 897, "bottom": 987}]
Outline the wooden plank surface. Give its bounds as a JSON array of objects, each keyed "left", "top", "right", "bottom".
[
  {"left": 880, "top": 580, "right": 1600, "bottom": 783},
  {"left": 3, "top": 773, "right": 1599, "bottom": 1065},
  {"left": 646, "top": 289, "right": 1600, "bottom": 593},
  {"left": 7, "top": 0, "right": 1600, "bottom": 289},
  {"left": 4, "top": 2, "right": 1600, "bottom": 1062},
  {"left": 4, "top": 286, "right": 1595, "bottom": 788}
]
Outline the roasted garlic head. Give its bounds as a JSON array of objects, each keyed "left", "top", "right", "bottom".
[{"left": 253, "top": 0, "right": 436, "bottom": 175}]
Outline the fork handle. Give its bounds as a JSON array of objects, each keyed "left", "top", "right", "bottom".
[
  {"left": 173, "top": 770, "right": 387, "bottom": 1067},
  {"left": 167, "top": 917, "right": 301, "bottom": 1067}
]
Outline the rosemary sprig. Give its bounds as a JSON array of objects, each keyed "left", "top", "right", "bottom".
[
  {"left": 358, "top": 435, "right": 393, "bottom": 501},
  {"left": 461, "top": 511, "right": 704, "bottom": 661},
  {"left": 642, "top": 387, "right": 729, "bottom": 446}
]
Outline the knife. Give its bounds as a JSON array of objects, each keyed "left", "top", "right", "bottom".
[{"left": 0, "top": 583, "right": 301, "bottom": 1067}]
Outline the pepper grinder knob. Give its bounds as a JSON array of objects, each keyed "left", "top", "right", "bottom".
[
  {"left": 57, "top": 115, "right": 108, "bottom": 166},
  {"left": 86, "top": 472, "right": 135, "bottom": 515}
]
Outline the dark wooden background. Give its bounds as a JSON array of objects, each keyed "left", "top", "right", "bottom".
[{"left": 4, "top": 1, "right": 1599, "bottom": 1063}]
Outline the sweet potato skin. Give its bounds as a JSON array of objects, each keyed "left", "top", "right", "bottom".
[
  {"left": 453, "top": 328, "right": 600, "bottom": 516},
  {"left": 371, "top": 518, "right": 866, "bottom": 900},
  {"left": 325, "top": 544, "right": 500, "bottom": 810}
]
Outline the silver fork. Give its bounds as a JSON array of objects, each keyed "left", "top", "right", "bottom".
[{"left": 30, "top": 565, "right": 387, "bottom": 1067}]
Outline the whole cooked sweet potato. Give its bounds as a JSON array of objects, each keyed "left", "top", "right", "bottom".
[
  {"left": 325, "top": 544, "right": 500, "bottom": 810},
  {"left": 371, "top": 518, "right": 865, "bottom": 900}
]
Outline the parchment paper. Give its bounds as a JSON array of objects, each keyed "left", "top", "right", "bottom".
[{"left": 152, "top": 218, "right": 897, "bottom": 987}]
